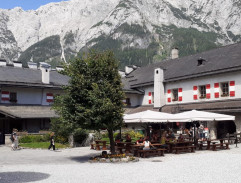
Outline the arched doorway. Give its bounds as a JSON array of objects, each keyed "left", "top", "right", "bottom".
[{"left": 217, "top": 121, "right": 236, "bottom": 139}]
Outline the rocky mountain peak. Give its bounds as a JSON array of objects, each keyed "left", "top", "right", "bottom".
[{"left": 0, "top": 0, "right": 240, "bottom": 68}]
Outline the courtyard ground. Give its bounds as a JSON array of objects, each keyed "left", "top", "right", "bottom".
[{"left": 0, "top": 144, "right": 241, "bottom": 183}]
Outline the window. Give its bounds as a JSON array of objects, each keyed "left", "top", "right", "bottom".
[
  {"left": 172, "top": 89, "right": 178, "bottom": 101},
  {"left": 199, "top": 85, "right": 206, "bottom": 99},
  {"left": 9, "top": 92, "right": 17, "bottom": 103},
  {"left": 221, "top": 82, "right": 229, "bottom": 97},
  {"left": 125, "top": 98, "right": 131, "bottom": 106}
]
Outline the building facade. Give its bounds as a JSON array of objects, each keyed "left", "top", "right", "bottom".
[
  {"left": 123, "top": 43, "right": 241, "bottom": 139},
  {"left": 0, "top": 60, "right": 68, "bottom": 144}
]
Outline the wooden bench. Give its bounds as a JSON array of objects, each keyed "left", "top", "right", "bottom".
[
  {"left": 137, "top": 148, "right": 165, "bottom": 158},
  {"left": 210, "top": 143, "right": 229, "bottom": 151},
  {"left": 90, "top": 143, "right": 101, "bottom": 150},
  {"left": 173, "top": 146, "right": 195, "bottom": 154}
]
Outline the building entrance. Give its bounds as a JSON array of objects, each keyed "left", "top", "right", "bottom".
[{"left": 217, "top": 121, "right": 236, "bottom": 139}]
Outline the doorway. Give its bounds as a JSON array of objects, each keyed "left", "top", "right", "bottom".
[{"left": 217, "top": 121, "right": 236, "bottom": 139}]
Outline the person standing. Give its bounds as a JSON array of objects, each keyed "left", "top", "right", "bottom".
[
  {"left": 48, "top": 132, "right": 55, "bottom": 150},
  {"left": 199, "top": 124, "right": 205, "bottom": 141},
  {"left": 11, "top": 129, "right": 18, "bottom": 150}
]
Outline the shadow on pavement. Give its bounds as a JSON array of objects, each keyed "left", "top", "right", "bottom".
[
  {"left": 69, "top": 155, "right": 90, "bottom": 163},
  {"left": 69, "top": 152, "right": 100, "bottom": 163},
  {"left": 0, "top": 171, "right": 50, "bottom": 183}
]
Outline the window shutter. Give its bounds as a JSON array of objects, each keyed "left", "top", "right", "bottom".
[
  {"left": 206, "top": 84, "right": 211, "bottom": 99},
  {"left": 230, "top": 81, "right": 235, "bottom": 97},
  {"left": 1, "top": 91, "right": 9, "bottom": 101},
  {"left": 46, "top": 93, "right": 54, "bottom": 103},
  {"left": 193, "top": 86, "right": 198, "bottom": 100},
  {"left": 214, "top": 83, "right": 219, "bottom": 98},
  {"left": 148, "top": 92, "right": 152, "bottom": 104},
  {"left": 167, "top": 89, "right": 171, "bottom": 103},
  {"left": 178, "top": 88, "right": 182, "bottom": 101}
]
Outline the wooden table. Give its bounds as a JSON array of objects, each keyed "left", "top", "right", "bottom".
[
  {"left": 131, "top": 144, "right": 165, "bottom": 157},
  {"left": 166, "top": 141, "right": 194, "bottom": 153},
  {"left": 116, "top": 142, "right": 134, "bottom": 154},
  {"left": 95, "top": 140, "right": 107, "bottom": 150}
]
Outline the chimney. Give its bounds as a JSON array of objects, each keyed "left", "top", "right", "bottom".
[
  {"left": 154, "top": 68, "right": 165, "bottom": 108},
  {"left": 28, "top": 62, "right": 38, "bottom": 69},
  {"left": 39, "top": 62, "right": 51, "bottom": 84},
  {"left": 171, "top": 48, "right": 179, "bottom": 59},
  {"left": 13, "top": 61, "right": 22, "bottom": 68},
  {"left": 0, "top": 59, "right": 7, "bottom": 66}
]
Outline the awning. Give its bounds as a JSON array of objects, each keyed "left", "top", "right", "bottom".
[
  {"left": 0, "top": 105, "right": 58, "bottom": 119},
  {"left": 124, "top": 110, "right": 174, "bottom": 123},
  {"left": 168, "top": 110, "right": 235, "bottom": 122}
]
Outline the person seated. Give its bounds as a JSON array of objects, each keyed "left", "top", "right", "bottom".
[
  {"left": 125, "top": 134, "right": 132, "bottom": 142},
  {"left": 178, "top": 134, "right": 184, "bottom": 142},
  {"left": 152, "top": 133, "right": 158, "bottom": 142},
  {"left": 115, "top": 133, "right": 122, "bottom": 143},
  {"left": 184, "top": 128, "right": 192, "bottom": 137},
  {"left": 142, "top": 138, "right": 153, "bottom": 150},
  {"left": 160, "top": 131, "right": 168, "bottom": 148},
  {"left": 167, "top": 130, "right": 176, "bottom": 140},
  {"left": 136, "top": 137, "right": 144, "bottom": 144}
]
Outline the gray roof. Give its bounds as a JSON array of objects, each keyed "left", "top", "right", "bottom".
[
  {"left": 121, "top": 77, "right": 144, "bottom": 94},
  {"left": 0, "top": 105, "right": 58, "bottom": 118},
  {"left": 161, "top": 99, "right": 241, "bottom": 114},
  {"left": 127, "top": 42, "right": 241, "bottom": 87},
  {"left": 0, "top": 66, "right": 69, "bottom": 88},
  {"left": 124, "top": 105, "right": 159, "bottom": 114}
]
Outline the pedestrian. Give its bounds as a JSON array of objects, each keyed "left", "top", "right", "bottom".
[
  {"left": 11, "top": 129, "right": 18, "bottom": 150},
  {"left": 48, "top": 132, "right": 55, "bottom": 150}
]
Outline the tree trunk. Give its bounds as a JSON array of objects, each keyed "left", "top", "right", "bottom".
[{"left": 108, "top": 129, "right": 116, "bottom": 154}]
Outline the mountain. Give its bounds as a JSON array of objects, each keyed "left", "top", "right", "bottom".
[{"left": 0, "top": 0, "right": 241, "bottom": 68}]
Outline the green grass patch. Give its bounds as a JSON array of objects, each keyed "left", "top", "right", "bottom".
[{"left": 19, "top": 142, "right": 69, "bottom": 149}]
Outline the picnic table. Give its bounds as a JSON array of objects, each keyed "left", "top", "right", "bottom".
[
  {"left": 116, "top": 142, "right": 134, "bottom": 154},
  {"left": 94, "top": 140, "right": 107, "bottom": 151},
  {"left": 198, "top": 139, "right": 229, "bottom": 151},
  {"left": 166, "top": 141, "right": 195, "bottom": 154},
  {"left": 131, "top": 143, "right": 165, "bottom": 158}
]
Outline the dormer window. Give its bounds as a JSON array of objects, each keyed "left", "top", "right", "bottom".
[{"left": 197, "top": 58, "right": 206, "bottom": 66}]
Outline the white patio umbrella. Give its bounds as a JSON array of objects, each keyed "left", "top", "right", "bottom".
[
  {"left": 124, "top": 110, "right": 174, "bottom": 123},
  {"left": 168, "top": 110, "right": 235, "bottom": 122}
]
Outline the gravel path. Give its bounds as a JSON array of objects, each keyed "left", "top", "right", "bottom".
[{"left": 1, "top": 144, "right": 241, "bottom": 183}]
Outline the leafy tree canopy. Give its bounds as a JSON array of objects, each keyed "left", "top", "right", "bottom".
[{"left": 53, "top": 50, "right": 125, "bottom": 137}]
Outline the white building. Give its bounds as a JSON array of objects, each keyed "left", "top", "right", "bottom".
[
  {"left": 123, "top": 43, "right": 241, "bottom": 139},
  {"left": 0, "top": 60, "right": 68, "bottom": 144}
]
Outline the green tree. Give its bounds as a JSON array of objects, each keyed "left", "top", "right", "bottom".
[{"left": 53, "top": 50, "right": 125, "bottom": 154}]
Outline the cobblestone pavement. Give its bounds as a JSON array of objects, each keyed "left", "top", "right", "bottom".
[{"left": 1, "top": 144, "right": 241, "bottom": 183}]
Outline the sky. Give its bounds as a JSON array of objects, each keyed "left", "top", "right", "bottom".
[{"left": 0, "top": 0, "right": 69, "bottom": 10}]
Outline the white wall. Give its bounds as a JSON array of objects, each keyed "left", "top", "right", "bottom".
[
  {"left": 141, "top": 85, "right": 154, "bottom": 105},
  {"left": 165, "top": 71, "right": 241, "bottom": 104},
  {"left": 125, "top": 93, "right": 142, "bottom": 107},
  {"left": 1, "top": 87, "right": 62, "bottom": 105}
]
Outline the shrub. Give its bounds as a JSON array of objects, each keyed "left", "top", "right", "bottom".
[
  {"left": 123, "top": 130, "right": 144, "bottom": 138},
  {"left": 55, "top": 135, "right": 68, "bottom": 144},
  {"left": 100, "top": 130, "right": 144, "bottom": 140},
  {"left": 19, "top": 133, "right": 68, "bottom": 144},
  {"left": 19, "top": 135, "right": 45, "bottom": 143}
]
